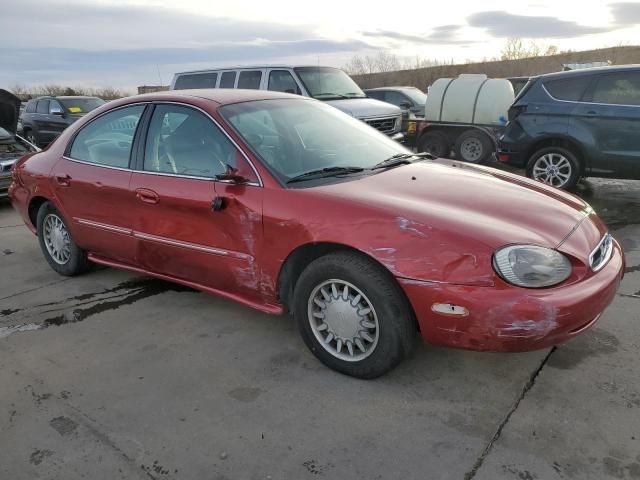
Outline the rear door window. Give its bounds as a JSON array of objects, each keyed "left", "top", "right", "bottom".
[
  {"left": 590, "top": 72, "right": 640, "bottom": 106},
  {"left": 237, "top": 71, "right": 263, "bottom": 89},
  {"left": 219, "top": 71, "right": 237, "bottom": 88},
  {"left": 174, "top": 72, "right": 218, "bottom": 89},
  {"left": 69, "top": 105, "right": 144, "bottom": 168},
  {"left": 268, "top": 70, "right": 300, "bottom": 94},
  {"left": 36, "top": 100, "right": 50, "bottom": 114},
  {"left": 544, "top": 76, "right": 592, "bottom": 102}
]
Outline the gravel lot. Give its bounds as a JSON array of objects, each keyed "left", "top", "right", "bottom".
[{"left": 1, "top": 175, "right": 639, "bottom": 480}]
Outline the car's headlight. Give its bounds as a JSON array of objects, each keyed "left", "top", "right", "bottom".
[{"left": 493, "top": 245, "right": 571, "bottom": 288}]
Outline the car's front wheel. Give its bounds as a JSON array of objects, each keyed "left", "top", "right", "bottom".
[
  {"left": 294, "top": 251, "right": 415, "bottom": 379},
  {"left": 37, "top": 202, "right": 91, "bottom": 276},
  {"left": 526, "top": 147, "right": 580, "bottom": 189}
]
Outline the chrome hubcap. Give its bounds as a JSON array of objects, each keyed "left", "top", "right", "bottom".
[
  {"left": 43, "top": 214, "right": 71, "bottom": 265},
  {"left": 308, "top": 279, "right": 379, "bottom": 362},
  {"left": 460, "top": 137, "right": 483, "bottom": 162},
  {"left": 532, "top": 153, "right": 572, "bottom": 188}
]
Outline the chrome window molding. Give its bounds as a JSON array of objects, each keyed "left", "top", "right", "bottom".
[{"left": 64, "top": 100, "right": 264, "bottom": 187}]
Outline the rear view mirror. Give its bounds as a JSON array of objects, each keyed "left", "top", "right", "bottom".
[{"left": 215, "top": 164, "right": 249, "bottom": 184}]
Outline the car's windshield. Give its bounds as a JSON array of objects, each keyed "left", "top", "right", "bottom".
[
  {"left": 59, "top": 97, "right": 106, "bottom": 115},
  {"left": 293, "top": 67, "right": 366, "bottom": 100},
  {"left": 219, "top": 99, "right": 412, "bottom": 185},
  {"left": 402, "top": 88, "right": 427, "bottom": 105}
]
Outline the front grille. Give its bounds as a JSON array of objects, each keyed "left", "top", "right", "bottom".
[
  {"left": 364, "top": 116, "right": 398, "bottom": 134},
  {"left": 589, "top": 234, "right": 613, "bottom": 272}
]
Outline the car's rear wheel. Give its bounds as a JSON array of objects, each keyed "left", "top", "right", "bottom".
[
  {"left": 526, "top": 147, "right": 580, "bottom": 189},
  {"left": 293, "top": 251, "right": 415, "bottom": 379},
  {"left": 417, "top": 131, "right": 451, "bottom": 158},
  {"left": 37, "top": 202, "right": 90, "bottom": 276}
]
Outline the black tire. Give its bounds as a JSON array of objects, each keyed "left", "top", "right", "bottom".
[
  {"left": 526, "top": 146, "right": 581, "bottom": 190},
  {"left": 293, "top": 251, "right": 415, "bottom": 379},
  {"left": 454, "top": 129, "right": 494, "bottom": 164},
  {"left": 417, "top": 131, "right": 451, "bottom": 158},
  {"left": 36, "top": 202, "right": 91, "bottom": 276}
]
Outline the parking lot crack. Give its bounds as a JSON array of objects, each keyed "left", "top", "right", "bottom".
[{"left": 463, "top": 347, "right": 556, "bottom": 480}]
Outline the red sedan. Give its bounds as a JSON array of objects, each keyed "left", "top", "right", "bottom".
[{"left": 9, "top": 90, "right": 624, "bottom": 378}]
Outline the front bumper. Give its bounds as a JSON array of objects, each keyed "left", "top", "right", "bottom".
[
  {"left": 0, "top": 174, "right": 11, "bottom": 198},
  {"left": 399, "top": 240, "right": 624, "bottom": 352},
  {"left": 390, "top": 132, "right": 404, "bottom": 143}
]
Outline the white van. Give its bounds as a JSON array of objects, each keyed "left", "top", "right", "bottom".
[{"left": 170, "top": 66, "right": 403, "bottom": 141}]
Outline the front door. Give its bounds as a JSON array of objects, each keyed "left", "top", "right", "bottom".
[
  {"left": 51, "top": 104, "right": 146, "bottom": 263},
  {"left": 130, "top": 103, "right": 264, "bottom": 298}
]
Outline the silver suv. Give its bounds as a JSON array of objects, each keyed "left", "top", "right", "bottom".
[{"left": 170, "top": 66, "right": 403, "bottom": 141}]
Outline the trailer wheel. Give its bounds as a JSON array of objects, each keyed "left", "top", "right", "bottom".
[
  {"left": 454, "top": 130, "right": 494, "bottom": 164},
  {"left": 417, "top": 131, "right": 451, "bottom": 158}
]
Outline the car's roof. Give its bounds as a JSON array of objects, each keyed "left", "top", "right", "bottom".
[
  {"left": 175, "top": 65, "right": 340, "bottom": 76},
  {"left": 129, "top": 88, "right": 305, "bottom": 106},
  {"left": 31, "top": 95, "right": 102, "bottom": 101},
  {"left": 533, "top": 64, "right": 640, "bottom": 81}
]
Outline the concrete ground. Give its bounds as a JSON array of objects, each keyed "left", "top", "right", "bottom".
[{"left": 1, "top": 176, "right": 639, "bottom": 480}]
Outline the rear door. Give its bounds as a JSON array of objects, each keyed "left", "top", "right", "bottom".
[
  {"left": 575, "top": 71, "right": 640, "bottom": 179},
  {"left": 51, "top": 104, "right": 146, "bottom": 264},
  {"left": 130, "top": 103, "right": 264, "bottom": 298}
]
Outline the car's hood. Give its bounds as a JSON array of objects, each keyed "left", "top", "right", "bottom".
[
  {"left": 0, "top": 89, "right": 20, "bottom": 134},
  {"left": 316, "top": 159, "right": 590, "bottom": 251},
  {"left": 325, "top": 97, "right": 402, "bottom": 119}
]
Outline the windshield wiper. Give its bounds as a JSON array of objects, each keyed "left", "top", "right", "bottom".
[
  {"left": 286, "top": 166, "right": 365, "bottom": 184},
  {"left": 372, "top": 152, "right": 434, "bottom": 170},
  {"left": 313, "top": 92, "right": 349, "bottom": 99}
]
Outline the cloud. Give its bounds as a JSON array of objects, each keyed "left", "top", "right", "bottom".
[
  {"left": 467, "top": 11, "right": 608, "bottom": 38},
  {"left": 610, "top": 2, "right": 640, "bottom": 25},
  {"left": 361, "top": 25, "right": 472, "bottom": 45},
  {"left": 0, "top": 0, "right": 371, "bottom": 88}
]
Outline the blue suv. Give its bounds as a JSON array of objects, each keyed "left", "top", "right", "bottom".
[{"left": 499, "top": 65, "right": 640, "bottom": 189}]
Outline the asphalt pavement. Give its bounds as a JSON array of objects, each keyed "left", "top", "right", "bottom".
[{"left": 1, "top": 176, "right": 639, "bottom": 480}]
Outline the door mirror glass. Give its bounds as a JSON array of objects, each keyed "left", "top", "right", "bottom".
[
  {"left": 399, "top": 101, "right": 412, "bottom": 110},
  {"left": 50, "top": 106, "right": 64, "bottom": 116}
]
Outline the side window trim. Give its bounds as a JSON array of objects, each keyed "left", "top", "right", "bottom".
[
  {"left": 132, "top": 104, "right": 155, "bottom": 171},
  {"left": 134, "top": 101, "right": 263, "bottom": 186},
  {"left": 63, "top": 102, "right": 149, "bottom": 169}
]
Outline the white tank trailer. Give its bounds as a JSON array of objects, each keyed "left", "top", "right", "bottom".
[{"left": 417, "top": 74, "right": 515, "bottom": 163}]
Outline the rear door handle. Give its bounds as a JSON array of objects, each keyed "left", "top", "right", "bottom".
[
  {"left": 55, "top": 174, "right": 71, "bottom": 187},
  {"left": 135, "top": 188, "right": 159, "bottom": 204}
]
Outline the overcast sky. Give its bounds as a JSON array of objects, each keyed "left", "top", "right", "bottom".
[{"left": 1, "top": 0, "right": 639, "bottom": 90}]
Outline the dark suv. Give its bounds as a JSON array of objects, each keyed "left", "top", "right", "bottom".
[
  {"left": 499, "top": 65, "right": 640, "bottom": 189},
  {"left": 21, "top": 96, "right": 105, "bottom": 147}
]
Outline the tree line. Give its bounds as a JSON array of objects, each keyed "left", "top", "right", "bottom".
[{"left": 9, "top": 84, "right": 131, "bottom": 101}]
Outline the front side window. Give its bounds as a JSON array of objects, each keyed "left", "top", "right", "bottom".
[
  {"left": 219, "top": 71, "right": 237, "bottom": 88},
  {"left": 237, "top": 71, "right": 262, "bottom": 89},
  {"left": 591, "top": 73, "right": 640, "bottom": 105},
  {"left": 25, "top": 101, "right": 36, "bottom": 113},
  {"left": 544, "top": 76, "right": 591, "bottom": 102},
  {"left": 293, "top": 67, "right": 366, "bottom": 100},
  {"left": 49, "top": 100, "right": 63, "bottom": 114},
  {"left": 384, "top": 91, "right": 411, "bottom": 107},
  {"left": 143, "top": 104, "right": 238, "bottom": 178},
  {"left": 365, "top": 90, "right": 385, "bottom": 100},
  {"left": 36, "top": 100, "right": 50, "bottom": 114},
  {"left": 220, "top": 99, "right": 410, "bottom": 184},
  {"left": 174, "top": 72, "right": 218, "bottom": 90},
  {"left": 268, "top": 70, "right": 301, "bottom": 94},
  {"left": 69, "top": 105, "right": 144, "bottom": 168}
]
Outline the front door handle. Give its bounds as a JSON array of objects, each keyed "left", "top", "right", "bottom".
[
  {"left": 55, "top": 174, "right": 71, "bottom": 187},
  {"left": 135, "top": 188, "right": 159, "bottom": 204},
  {"left": 585, "top": 111, "right": 599, "bottom": 116}
]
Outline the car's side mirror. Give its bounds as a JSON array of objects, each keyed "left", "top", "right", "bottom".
[
  {"left": 215, "top": 164, "right": 249, "bottom": 184},
  {"left": 50, "top": 107, "right": 64, "bottom": 116},
  {"left": 399, "top": 101, "right": 412, "bottom": 110}
]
